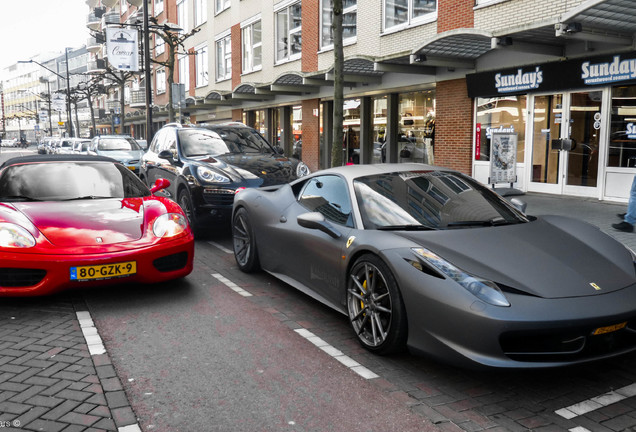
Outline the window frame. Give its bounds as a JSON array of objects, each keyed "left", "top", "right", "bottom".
[
  {"left": 215, "top": 32, "right": 232, "bottom": 82},
  {"left": 154, "top": 0, "right": 164, "bottom": 16},
  {"left": 274, "top": 0, "right": 302, "bottom": 64},
  {"left": 194, "top": 0, "right": 207, "bottom": 27},
  {"left": 320, "top": 0, "right": 357, "bottom": 50},
  {"left": 382, "top": 0, "right": 437, "bottom": 33},
  {"left": 195, "top": 44, "right": 209, "bottom": 88},
  {"left": 241, "top": 16, "right": 262, "bottom": 74},
  {"left": 156, "top": 68, "right": 166, "bottom": 94},
  {"left": 215, "top": 0, "right": 230, "bottom": 15}
]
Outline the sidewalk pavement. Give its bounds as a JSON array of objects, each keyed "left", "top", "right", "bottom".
[{"left": 0, "top": 192, "right": 633, "bottom": 431}]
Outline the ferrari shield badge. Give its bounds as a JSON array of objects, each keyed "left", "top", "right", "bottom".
[
  {"left": 590, "top": 282, "right": 601, "bottom": 291},
  {"left": 346, "top": 236, "right": 355, "bottom": 249}
]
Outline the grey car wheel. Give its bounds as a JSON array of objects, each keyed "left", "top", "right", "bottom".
[
  {"left": 347, "top": 254, "right": 407, "bottom": 355},
  {"left": 232, "top": 207, "right": 260, "bottom": 272}
]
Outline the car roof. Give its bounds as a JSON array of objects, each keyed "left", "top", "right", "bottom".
[
  {"left": 310, "top": 163, "right": 443, "bottom": 179},
  {"left": 0, "top": 154, "right": 119, "bottom": 170}
]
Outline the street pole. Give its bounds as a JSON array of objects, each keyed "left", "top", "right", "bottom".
[
  {"left": 143, "top": 0, "right": 153, "bottom": 141},
  {"left": 64, "top": 48, "right": 74, "bottom": 137}
]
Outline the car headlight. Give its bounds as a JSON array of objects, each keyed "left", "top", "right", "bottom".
[
  {"left": 296, "top": 162, "right": 310, "bottom": 177},
  {"left": 153, "top": 213, "right": 188, "bottom": 238},
  {"left": 0, "top": 223, "right": 36, "bottom": 248},
  {"left": 412, "top": 247, "right": 510, "bottom": 307},
  {"left": 197, "top": 166, "right": 230, "bottom": 183}
]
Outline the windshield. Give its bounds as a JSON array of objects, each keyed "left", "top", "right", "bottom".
[
  {"left": 97, "top": 137, "right": 142, "bottom": 151},
  {"left": 209, "top": 126, "right": 275, "bottom": 154},
  {"left": 354, "top": 170, "right": 527, "bottom": 230},
  {"left": 179, "top": 129, "right": 232, "bottom": 157},
  {"left": 0, "top": 162, "right": 150, "bottom": 201}
]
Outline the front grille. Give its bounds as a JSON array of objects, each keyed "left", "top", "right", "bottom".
[
  {"left": 153, "top": 252, "right": 188, "bottom": 272},
  {"left": 0, "top": 268, "right": 46, "bottom": 287},
  {"left": 500, "top": 319, "right": 636, "bottom": 362},
  {"left": 203, "top": 188, "right": 236, "bottom": 206}
]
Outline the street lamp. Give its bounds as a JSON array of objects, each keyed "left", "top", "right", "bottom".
[
  {"left": 142, "top": 0, "right": 152, "bottom": 142},
  {"left": 18, "top": 55, "right": 74, "bottom": 138}
]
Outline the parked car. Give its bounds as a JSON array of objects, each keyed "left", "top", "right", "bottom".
[
  {"left": 46, "top": 138, "right": 61, "bottom": 154},
  {"left": 232, "top": 163, "right": 636, "bottom": 368},
  {"left": 1, "top": 139, "right": 17, "bottom": 147},
  {"left": 89, "top": 135, "right": 145, "bottom": 175},
  {"left": 55, "top": 138, "right": 75, "bottom": 154},
  {"left": 71, "top": 138, "right": 92, "bottom": 154},
  {"left": 0, "top": 154, "right": 194, "bottom": 296},
  {"left": 141, "top": 122, "right": 310, "bottom": 234},
  {"left": 137, "top": 139, "right": 148, "bottom": 151}
]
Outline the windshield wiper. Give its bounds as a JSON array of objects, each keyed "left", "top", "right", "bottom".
[
  {"left": 62, "top": 196, "right": 114, "bottom": 201},
  {"left": 446, "top": 217, "right": 522, "bottom": 228},
  {"left": 377, "top": 224, "right": 437, "bottom": 231},
  {"left": 0, "top": 195, "right": 43, "bottom": 202}
]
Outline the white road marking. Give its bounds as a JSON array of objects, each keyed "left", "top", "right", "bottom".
[
  {"left": 294, "top": 328, "right": 379, "bottom": 380},
  {"left": 208, "top": 241, "right": 233, "bottom": 254},
  {"left": 76, "top": 311, "right": 106, "bottom": 355},
  {"left": 76, "top": 311, "right": 143, "bottom": 432},
  {"left": 555, "top": 383, "right": 636, "bottom": 419},
  {"left": 212, "top": 273, "right": 252, "bottom": 297},
  {"left": 569, "top": 428, "right": 592, "bottom": 432}
]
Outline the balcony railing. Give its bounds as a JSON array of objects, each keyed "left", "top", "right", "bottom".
[{"left": 87, "top": 58, "right": 106, "bottom": 74}]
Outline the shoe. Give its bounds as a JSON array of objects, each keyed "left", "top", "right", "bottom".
[
  {"left": 618, "top": 213, "right": 626, "bottom": 219},
  {"left": 612, "top": 221, "right": 634, "bottom": 233}
]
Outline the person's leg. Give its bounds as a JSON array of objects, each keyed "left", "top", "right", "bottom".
[{"left": 625, "top": 175, "right": 636, "bottom": 225}]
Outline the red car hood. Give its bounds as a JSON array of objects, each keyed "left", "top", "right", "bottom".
[{"left": 14, "top": 199, "right": 145, "bottom": 247}]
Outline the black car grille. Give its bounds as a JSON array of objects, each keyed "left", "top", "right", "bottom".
[
  {"left": 500, "top": 318, "right": 636, "bottom": 362},
  {"left": 153, "top": 252, "right": 189, "bottom": 272},
  {"left": 203, "top": 189, "right": 236, "bottom": 206},
  {"left": 0, "top": 268, "right": 47, "bottom": 287}
]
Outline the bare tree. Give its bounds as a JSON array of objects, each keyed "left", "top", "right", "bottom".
[
  {"left": 330, "top": 0, "right": 345, "bottom": 167},
  {"left": 149, "top": 19, "right": 200, "bottom": 123}
]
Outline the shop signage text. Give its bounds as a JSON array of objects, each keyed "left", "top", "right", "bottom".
[
  {"left": 495, "top": 67, "right": 543, "bottom": 93},
  {"left": 581, "top": 56, "right": 636, "bottom": 85}
]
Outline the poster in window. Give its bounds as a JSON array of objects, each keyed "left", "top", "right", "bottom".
[{"left": 489, "top": 132, "right": 517, "bottom": 184}]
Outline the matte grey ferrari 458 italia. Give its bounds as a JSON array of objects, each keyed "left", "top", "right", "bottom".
[{"left": 231, "top": 163, "right": 636, "bottom": 368}]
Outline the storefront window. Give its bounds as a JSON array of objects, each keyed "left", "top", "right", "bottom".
[
  {"left": 292, "top": 105, "right": 302, "bottom": 159},
  {"left": 609, "top": 85, "right": 636, "bottom": 168},
  {"left": 373, "top": 96, "right": 387, "bottom": 163},
  {"left": 398, "top": 90, "right": 435, "bottom": 164},
  {"left": 475, "top": 96, "right": 526, "bottom": 163}
]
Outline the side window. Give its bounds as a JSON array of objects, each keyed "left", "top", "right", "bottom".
[
  {"left": 298, "top": 175, "right": 353, "bottom": 227},
  {"left": 150, "top": 130, "right": 166, "bottom": 153}
]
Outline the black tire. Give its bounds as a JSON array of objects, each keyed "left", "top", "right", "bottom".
[
  {"left": 178, "top": 189, "right": 198, "bottom": 233},
  {"left": 232, "top": 207, "right": 260, "bottom": 272},
  {"left": 346, "top": 254, "right": 407, "bottom": 355}
]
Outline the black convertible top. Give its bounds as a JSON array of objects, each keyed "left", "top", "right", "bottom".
[{"left": 0, "top": 154, "right": 118, "bottom": 170}]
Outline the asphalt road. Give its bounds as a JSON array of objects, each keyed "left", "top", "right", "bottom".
[{"left": 4, "top": 147, "right": 636, "bottom": 431}]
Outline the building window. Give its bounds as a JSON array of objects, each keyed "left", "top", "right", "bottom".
[
  {"left": 154, "top": 0, "right": 164, "bottom": 15},
  {"left": 321, "top": 0, "right": 357, "bottom": 49},
  {"left": 216, "top": 0, "right": 230, "bottom": 15},
  {"left": 155, "top": 35, "right": 165, "bottom": 56},
  {"left": 475, "top": 96, "right": 526, "bottom": 163},
  {"left": 195, "top": 44, "right": 208, "bottom": 87},
  {"left": 384, "top": 0, "right": 436, "bottom": 31},
  {"left": 242, "top": 18, "right": 262, "bottom": 74},
  {"left": 178, "top": 54, "right": 189, "bottom": 92},
  {"left": 121, "top": 0, "right": 127, "bottom": 13},
  {"left": 156, "top": 69, "right": 166, "bottom": 94},
  {"left": 609, "top": 85, "right": 636, "bottom": 168},
  {"left": 275, "top": 1, "right": 302, "bottom": 63},
  {"left": 194, "top": 0, "right": 207, "bottom": 27},
  {"left": 215, "top": 34, "right": 231, "bottom": 81},
  {"left": 177, "top": 0, "right": 189, "bottom": 33}
]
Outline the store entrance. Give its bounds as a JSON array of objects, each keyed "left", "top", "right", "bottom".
[{"left": 528, "top": 90, "right": 605, "bottom": 197}]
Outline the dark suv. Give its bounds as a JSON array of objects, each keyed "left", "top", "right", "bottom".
[{"left": 141, "top": 122, "right": 310, "bottom": 233}]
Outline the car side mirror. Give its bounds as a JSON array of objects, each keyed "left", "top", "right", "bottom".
[
  {"left": 158, "top": 150, "right": 176, "bottom": 162},
  {"left": 297, "top": 212, "right": 342, "bottom": 239},
  {"left": 150, "top": 178, "right": 171, "bottom": 193},
  {"left": 510, "top": 198, "right": 527, "bottom": 214}
]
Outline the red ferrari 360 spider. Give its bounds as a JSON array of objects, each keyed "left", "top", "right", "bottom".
[{"left": 0, "top": 155, "right": 194, "bottom": 296}]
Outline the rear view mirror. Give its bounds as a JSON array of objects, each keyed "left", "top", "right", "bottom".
[
  {"left": 297, "top": 212, "right": 342, "bottom": 239},
  {"left": 150, "top": 178, "right": 171, "bottom": 193},
  {"left": 510, "top": 198, "right": 527, "bottom": 213}
]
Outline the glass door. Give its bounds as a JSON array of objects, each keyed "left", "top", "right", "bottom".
[{"left": 529, "top": 90, "right": 604, "bottom": 196}]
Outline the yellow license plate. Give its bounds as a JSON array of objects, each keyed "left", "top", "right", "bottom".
[
  {"left": 127, "top": 166, "right": 136, "bottom": 171},
  {"left": 71, "top": 261, "right": 137, "bottom": 281},
  {"left": 592, "top": 321, "right": 627, "bottom": 336}
]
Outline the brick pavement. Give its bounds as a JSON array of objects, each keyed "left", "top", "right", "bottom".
[{"left": 0, "top": 296, "right": 138, "bottom": 432}]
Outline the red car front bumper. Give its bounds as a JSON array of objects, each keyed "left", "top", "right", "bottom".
[{"left": 0, "top": 235, "right": 194, "bottom": 296}]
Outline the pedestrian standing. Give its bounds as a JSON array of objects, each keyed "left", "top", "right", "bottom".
[{"left": 613, "top": 174, "right": 636, "bottom": 233}]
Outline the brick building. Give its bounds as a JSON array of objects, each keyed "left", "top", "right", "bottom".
[{"left": 87, "top": 0, "right": 636, "bottom": 202}]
